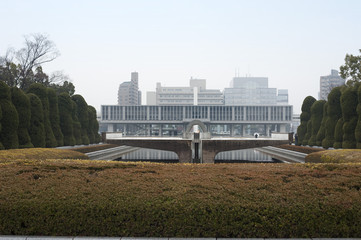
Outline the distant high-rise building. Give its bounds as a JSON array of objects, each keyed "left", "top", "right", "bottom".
[
  {"left": 319, "top": 69, "right": 345, "bottom": 100},
  {"left": 224, "top": 77, "right": 288, "bottom": 105},
  {"left": 118, "top": 72, "right": 142, "bottom": 105},
  {"left": 147, "top": 77, "right": 223, "bottom": 105}
]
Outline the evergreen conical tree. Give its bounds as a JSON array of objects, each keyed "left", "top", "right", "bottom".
[
  {"left": 88, "top": 105, "right": 101, "bottom": 144},
  {"left": 72, "top": 95, "right": 90, "bottom": 145},
  {"left": 11, "top": 87, "right": 33, "bottom": 148},
  {"left": 308, "top": 100, "right": 326, "bottom": 146},
  {"left": 341, "top": 85, "right": 359, "bottom": 148},
  {"left": 316, "top": 102, "right": 328, "bottom": 147},
  {"left": 322, "top": 87, "right": 343, "bottom": 149},
  {"left": 28, "top": 93, "right": 46, "bottom": 148},
  {"left": 48, "top": 88, "right": 64, "bottom": 146},
  {"left": 27, "top": 83, "right": 57, "bottom": 148},
  {"left": 334, "top": 118, "right": 344, "bottom": 149},
  {"left": 58, "top": 93, "right": 75, "bottom": 146},
  {"left": 71, "top": 100, "right": 82, "bottom": 145},
  {"left": 355, "top": 84, "right": 361, "bottom": 148},
  {"left": 87, "top": 106, "right": 96, "bottom": 144},
  {"left": 0, "top": 81, "right": 19, "bottom": 149},
  {"left": 0, "top": 105, "right": 4, "bottom": 150},
  {"left": 297, "top": 96, "right": 316, "bottom": 145}
]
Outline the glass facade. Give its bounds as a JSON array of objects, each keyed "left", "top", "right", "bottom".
[{"left": 101, "top": 105, "right": 292, "bottom": 122}]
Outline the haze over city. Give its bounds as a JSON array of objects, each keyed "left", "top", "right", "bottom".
[{"left": 1, "top": 0, "right": 360, "bottom": 113}]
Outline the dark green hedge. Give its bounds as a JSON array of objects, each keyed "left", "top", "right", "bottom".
[
  {"left": 48, "top": 88, "right": 64, "bottom": 147},
  {"left": 322, "top": 87, "right": 342, "bottom": 149},
  {"left": 308, "top": 100, "right": 325, "bottom": 146},
  {"left": 0, "top": 81, "right": 19, "bottom": 149},
  {"left": 341, "top": 86, "right": 358, "bottom": 148},
  {"left": 0, "top": 105, "right": 3, "bottom": 150},
  {"left": 27, "top": 83, "right": 57, "bottom": 148},
  {"left": 0, "top": 81, "right": 99, "bottom": 149},
  {"left": 356, "top": 84, "right": 361, "bottom": 148},
  {"left": 72, "top": 95, "right": 90, "bottom": 145},
  {"left": 71, "top": 101, "right": 82, "bottom": 145},
  {"left": 297, "top": 96, "right": 316, "bottom": 146},
  {"left": 333, "top": 118, "right": 344, "bottom": 149},
  {"left": 11, "top": 87, "right": 33, "bottom": 148},
  {"left": 316, "top": 102, "right": 327, "bottom": 146},
  {"left": 58, "top": 93, "right": 76, "bottom": 146},
  {"left": 303, "top": 120, "right": 312, "bottom": 146},
  {"left": 28, "top": 93, "right": 46, "bottom": 148},
  {"left": 87, "top": 106, "right": 98, "bottom": 144}
]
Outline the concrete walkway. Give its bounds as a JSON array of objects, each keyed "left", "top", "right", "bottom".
[{"left": 1, "top": 237, "right": 361, "bottom": 240}]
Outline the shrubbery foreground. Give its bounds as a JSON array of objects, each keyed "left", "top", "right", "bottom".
[{"left": 1, "top": 156, "right": 361, "bottom": 237}]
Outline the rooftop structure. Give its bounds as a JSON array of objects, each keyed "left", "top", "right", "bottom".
[
  {"left": 118, "top": 72, "right": 142, "bottom": 106},
  {"left": 147, "top": 78, "right": 223, "bottom": 105},
  {"left": 224, "top": 76, "right": 288, "bottom": 105},
  {"left": 319, "top": 69, "right": 345, "bottom": 100}
]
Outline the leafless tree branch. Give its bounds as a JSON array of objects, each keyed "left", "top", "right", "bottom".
[{"left": 16, "top": 33, "right": 60, "bottom": 80}]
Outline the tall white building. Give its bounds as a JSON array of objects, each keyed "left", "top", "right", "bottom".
[
  {"left": 224, "top": 77, "right": 288, "bottom": 105},
  {"left": 118, "top": 72, "right": 142, "bottom": 105},
  {"left": 319, "top": 69, "right": 345, "bottom": 100},
  {"left": 147, "top": 78, "right": 223, "bottom": 105}
]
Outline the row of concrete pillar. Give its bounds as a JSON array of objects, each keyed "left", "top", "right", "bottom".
[{"left": 106, "top": 123, "right": 289, "bottom": 137}]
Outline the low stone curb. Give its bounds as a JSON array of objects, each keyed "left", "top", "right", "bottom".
[{"left": 1, "top": 237, "right": 361, "bottom": 240}]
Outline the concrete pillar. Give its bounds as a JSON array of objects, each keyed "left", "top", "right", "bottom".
[
  {"left": 230, "top": 124, "right": 235, "bottom": 136},
  {"left": 242, "top": 124, "right": 246, "bottom": 136},
  {"left": 280, "top": 124, "right": 286, "bottom": 133},
  {"left": 177, "top": 149, "right": 192, "bottom": 163},
  {"left": 107, "top": 124, "right": 114, "bottom": 132},
  {"left": 123, "top": 124, "right": 127, "bottom": 135},
  {"left": 264, "top": 124, "right": 267, "bottom": 136},
  {"left": 207, "top": 106, "right": 210, "bottom": 120},
  {"left": 122, "top": 106, "right": 125, "bottom": 120},
  {"left": 232, "top": 107, "right": 235, "bottom": 121},
  {"left": 147, "top": 124, "right": 151, "bottom": 136},
  {"left": 147, "top": 107, "right": 150, "bottom": 120},
  {"left": 158, "top": 106, "right": 162, "bottom": 121},
  {"left": 159, "top": 124, "right": 163, "bottom": 136}
]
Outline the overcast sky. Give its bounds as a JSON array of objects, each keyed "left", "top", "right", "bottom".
[{"left": 1, "top": 0, "right": 360, "bottom": 113}]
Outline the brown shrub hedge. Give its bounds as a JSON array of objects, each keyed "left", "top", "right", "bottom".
[
  {"left": 0, "top": 148, "right": 88, "bottom": 160},
  {"left": 1, "top": 160, "right": 361, "bottom": 237},
  {"left": 306, "top": 149, "right": 361, "bottom": 163}
]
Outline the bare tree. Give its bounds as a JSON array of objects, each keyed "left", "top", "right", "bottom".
[
  {"left": 49, "top": 71, "right": 71, "bottom": 85},
  {"left": 16, "top": 33, "right": 60, "bottom": 88},
  {"left": 0, "top": 33, "right": 59, "bottom": 89}
]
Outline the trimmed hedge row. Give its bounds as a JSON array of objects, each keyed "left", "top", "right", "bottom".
[
  {"left": 297, "top": 96, "right": 316, "bottom": 146},
  {"left": 1, "top": 160, "right": 361, "bottom": 237},
  {"left": 0, "top": 148, "right": 88, "bottom": 160},
  {"left": 0, "top": 82, "right": 100, "bottom": 149},
  {"left": 306, "top": 149, "right": 361, "bottom": 163},
  {"left": 0, "top": 81, "right": 19, "bottom": 149},
  {"left": 298, "top": 83, "right": 361, "bottom": 149}
]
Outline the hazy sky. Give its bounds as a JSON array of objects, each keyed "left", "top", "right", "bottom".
[{"left": 1, "top": 0, "right": 360, "bottom": 113}]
